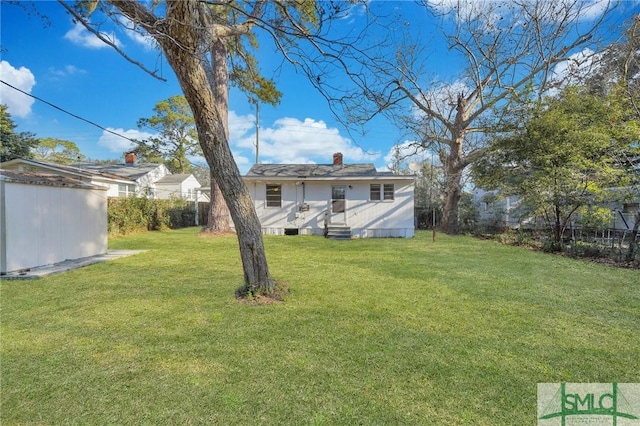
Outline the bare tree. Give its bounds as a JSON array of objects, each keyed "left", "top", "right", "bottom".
[
  {"left": 341, "top": 0, "right": 617, "bottom": 234},
  {"left": 58, "top": 0, "right": 372, "bottom": 296}
]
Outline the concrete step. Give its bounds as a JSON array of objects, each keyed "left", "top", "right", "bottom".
[{"left": 326, "top": 226, "right": 352, "bottom": 240}]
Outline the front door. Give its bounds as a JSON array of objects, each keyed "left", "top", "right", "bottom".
[{"left": 331, "top": 185, "right": 346, "bottom": 224}]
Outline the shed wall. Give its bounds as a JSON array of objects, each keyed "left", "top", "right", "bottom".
[{"left": 0, "top": 181, "right": 108, "bottom": 274}]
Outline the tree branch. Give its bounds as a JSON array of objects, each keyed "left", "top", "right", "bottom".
[{"left": 58, "top": 0, "right": 167, "bottom": 82}]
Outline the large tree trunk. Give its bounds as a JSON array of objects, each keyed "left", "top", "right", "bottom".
[
  {"left": 442, "top": 170, "right": 463, "bottom": 234},
  {"left": 203, "top": 175, "right": 231, "bottom": 233},
  {"left": 441, "top": 95, "right": 467, "bottom": 235},
  {"left": 159, "top": 1, "right": 273, "bottom": 294},
  {"left": 201, "top": 22, "right": 231, "bottom": 234}
]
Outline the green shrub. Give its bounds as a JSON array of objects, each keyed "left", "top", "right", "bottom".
[
  {"left": 542, "top": 238, "right": 564, "bottom": 253},
  {"left": 108, "top": 197, "right": 194, "bottom": 236}
]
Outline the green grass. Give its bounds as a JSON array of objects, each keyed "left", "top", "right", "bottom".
[{"left": 2, "top": 229, "right": 639, "bottom": 425}]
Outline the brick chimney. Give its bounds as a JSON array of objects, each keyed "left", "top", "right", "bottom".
[
  {"left": 125, "top": 152, "right": 136, "bottom": 166},
  {"left": 333, "top": 152, "right": 343, "bottom": 167}
]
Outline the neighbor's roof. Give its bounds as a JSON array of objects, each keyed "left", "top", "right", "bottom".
[
  {"left": 156, "top": 174, "right": 198, "bottom": 185},
  {"left": 1, "top": 158, "right": 135, "bottom": 182},
  {"left": 245, "top": 163, "right": 410, "bottom": 180},
  {"left": 0, "top": 170, "right": 106, "bottom": 190},
  {"left": 72, "top": 162, "right": 165, "bottom": 180}
]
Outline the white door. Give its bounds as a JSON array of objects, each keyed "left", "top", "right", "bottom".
[{"left": 331, "top": 185, "right": 347, "bottom": 224}]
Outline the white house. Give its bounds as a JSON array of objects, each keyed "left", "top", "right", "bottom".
[
  {"left": 155, "top": 173, "right": 208, "bottom": 201},
  {"left": 243, "top": 153, "right": 415, "bottom": 239},
  {"left": 473, "top": 187, "right": 639, "bottom": 231},
  {"left": 0, "top": 170, "right": 108, "bottom": 274},
  {"left": 72, "top": 153, "right": 171, "bottom": 197},
  {"left": 1, "top": 154, "right": 205, "bottom": 200}
]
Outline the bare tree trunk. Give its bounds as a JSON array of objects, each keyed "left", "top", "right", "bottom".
[
  {"left": 201, "top": 28, "right": 231, "bottom": 234},
  {"left": 442, "top": 160, "right": 463, "bottom": 235},
  {"left": 158, "top": 1, "right": 272, "bottom": 294},
  {"left": 203, "top": 173, "right": 231, "bottom": 233},
  {"left": 441, "top": 95, "right": 467, "bottom": 235}
]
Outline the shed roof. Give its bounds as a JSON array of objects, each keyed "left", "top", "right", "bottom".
[
  {"left": 0, "top": 170, "right": 106, "bottom": 190},
  {"left": 1, "top": 158, "right": 134, "bottom": 182}
]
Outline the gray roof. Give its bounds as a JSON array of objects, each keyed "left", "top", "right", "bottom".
[
  {"left": 0, "top": 170, "right": 105, "bottom": 190},
  {"left": 156, "top": 174, "right": 196, "bottom": 184},
  {"left": 72, "top": 163, "right": 164, "bottom": 180},
  {"left": 245, "top": 163, "right": 412, "bottom": 180},
  {"left": 246, "top": 163, "right": 380, "bottom": 178},
  {"left": 1, "top": 158, "right": 134, "bottom": 182}
]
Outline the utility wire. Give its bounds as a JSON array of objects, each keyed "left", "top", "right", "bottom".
[{"left": 0, "top": 79, "right": 137, "bottom": 144}]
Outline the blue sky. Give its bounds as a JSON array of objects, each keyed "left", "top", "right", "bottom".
[{"left": 1, "top": 1, "right": 638, "bottom": 174}]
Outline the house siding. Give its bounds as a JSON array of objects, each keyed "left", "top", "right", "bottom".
[
  {"left": 156, "top": 175, "right": 202, "bottom": 200},
  {"left": 247, "top": 180, "right": 415, "bottom": 238}
]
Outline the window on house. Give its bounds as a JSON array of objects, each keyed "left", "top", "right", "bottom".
[
  {"left": 118, "top": 183, "right": 136, "bottom": 197},
  {"left": 266, "top": 184, "right": 282, "bottom": 207},
  {"left": 370, "top": 184, "right": 381, "bottom": 201},
  {"left": 371, "top": 184, "right": 395, "bottom": 200},
  {"left": 383, "top": 184, "right": 395, "bottom": 200}
]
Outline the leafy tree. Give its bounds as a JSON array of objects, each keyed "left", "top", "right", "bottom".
[
  {"left": 59, "top": 0, "right": 367, "bottom": 296},
  {"left": 0, "top": 105, "right": 38, "bottom": 162},
  {"left": 135, "top": 95, "right": 200, "bottom": 174},
  {"left": 473, "top": 87, "right": 640, "bottom": 245},
  {"left": 32, "top": 137, "right": 86, "bottom": 164}
]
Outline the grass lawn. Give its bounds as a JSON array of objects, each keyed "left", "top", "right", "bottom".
[{"left": 1, "top": 229, "right": 638, "bottom": 425}]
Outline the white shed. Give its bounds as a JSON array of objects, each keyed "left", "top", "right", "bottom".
[{"left": 0, "top": 170, "right": 108, "bottom": 274}]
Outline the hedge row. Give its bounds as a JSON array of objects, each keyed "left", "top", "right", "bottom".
[{"left": 108, "top": 197, "right": 196, "bottom": 236}]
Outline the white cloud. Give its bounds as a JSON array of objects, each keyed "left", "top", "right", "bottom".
[
  {"left": 549, "top": 48, "right": 602, "bottom": 92},
  {"left": 427, "top": 0, "right": 609, "bottom": 28},
  {"left": 64, "top": 23, "right": 121, "bottom": 49},
  {"left": 575, "top": 0, "right": 610, "bottom": 21},
  {"left": 117, "top": 16, "right": 156, "bottom": 51},
  {"left": 412, "top": 79, "right": 474, "bottom": 121},
  {"left": 229, "top": 110, "right": 255, "bottom": 141},
  {"left": 97, "top": 128, "right": 156, "bottom": 153},
  {"left": 0, "top": 61, "right": 36, "bottom": 118},
  {"left": 382, "top": 140, "right": 438, "bottom": 173},
  {"left": 233, "top": 116, "right": 376, "bottom": 164},
  {"left": 48, "top": 65, "right": 86, "bottom": 78}
]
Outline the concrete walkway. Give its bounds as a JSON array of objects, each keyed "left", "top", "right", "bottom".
[{"left": 1, "top": 250, "right": 147, "bottom": 280}]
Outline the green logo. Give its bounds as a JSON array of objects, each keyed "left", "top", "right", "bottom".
[{"left": 538, "top": 383, "right": 640, "bottom": 425}]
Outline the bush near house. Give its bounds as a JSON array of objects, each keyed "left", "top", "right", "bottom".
[{"left": 107, "top": 197, "right": 195, "bottom": 235}]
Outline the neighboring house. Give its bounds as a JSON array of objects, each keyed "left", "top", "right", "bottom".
[
  {"left": 1, "top": 158, "right": 135, "bottom": 197},
  {"left": 473, "top": 189, "right": 529, "bottom": 229},
  {"left": 0, "top": 170, "right": 108, "bottom": 274},
  {"left": 473, "top": 188, "right": 640, "bottom": 231},
  {"left": 72, "top": 153, "right": 171, "bottom": 198},
  {"left": 243, "top": 153, "right": 415, "bottom": 239},
  {"left": 155, "top": 173, "right": 208, "bottom": 201},
  {"left": 1, "top": 154, "right": 204, "bottom": 200}
]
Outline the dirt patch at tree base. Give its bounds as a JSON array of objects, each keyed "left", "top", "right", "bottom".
[
  {"left": 198, "top": 230, "right": 237, "bottom": 238},
  {"left": 236, "top": 281, "right": 290, "bottom": 306}
]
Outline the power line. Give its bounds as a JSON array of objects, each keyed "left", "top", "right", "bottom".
[{"left": 0, "top": 79, "right": 137, "bottom": 144}]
